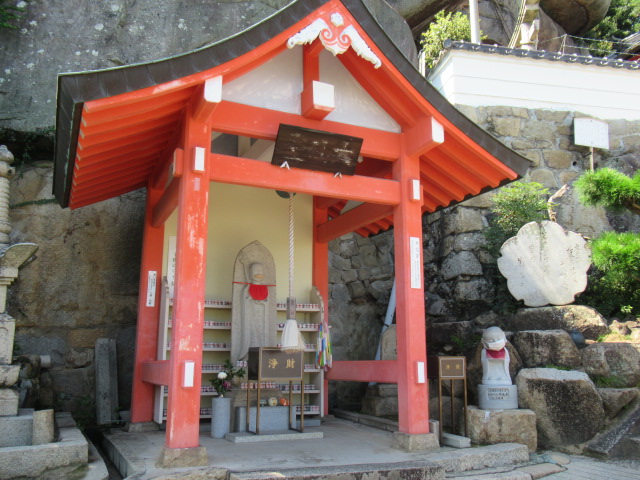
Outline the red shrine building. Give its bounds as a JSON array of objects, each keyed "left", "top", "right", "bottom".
[{"left": 53, "top": 0, "right": 529, "bottom": 462}]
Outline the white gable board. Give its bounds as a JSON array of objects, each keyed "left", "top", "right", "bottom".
[{"left": 222, "top": 48, "right": 400, "bottom": 133}]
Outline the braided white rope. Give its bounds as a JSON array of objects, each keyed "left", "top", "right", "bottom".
[{"left": 289, "top": 193, "right": 294, "bottom": 298}]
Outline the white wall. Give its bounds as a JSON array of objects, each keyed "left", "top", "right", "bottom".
[{"left": 429, "top": 49, "right": 640, "bottom": 120}]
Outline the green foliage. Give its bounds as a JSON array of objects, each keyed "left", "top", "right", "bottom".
[
  {"left": 574, "top": 168, "right": 640, "bottom": 215},
  {"left": 544, "top": 364, "right": 572, "bottom": 371},
  {"left": 591, "top": 231, "right": 640, "bottom": 283},
  {"left": 591, "top": 374, "right": 627, "bottom": 388},
  {"left": 484, "top": 181, "right": 551, "bottom": 256},
  {"left": 579, "top": 0, "right": 640, "bottom": 57},
  {"left": 210, "top": 359, "right": 245, "bottom": 396},
  {"left": 574, "top": 167, "right": 640, "bottom": 317},
  {"left": 0, "top": 0, "right": 27, "bottom": 30},
  {"left": 420, "top": 11, "right": 475, "bottom": 70}
]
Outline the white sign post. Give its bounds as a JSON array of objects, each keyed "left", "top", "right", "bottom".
[{"left": 574, "top": 118, "right": 609, "bottom": 171}]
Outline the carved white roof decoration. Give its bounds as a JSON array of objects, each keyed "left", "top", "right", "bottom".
[{"left": 287, "top": 12, "right": 382, "bottom": 69}]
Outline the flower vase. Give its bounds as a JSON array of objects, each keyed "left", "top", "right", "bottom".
[{"left": 211, "top": 396, "right": 232, "bottom": 439}]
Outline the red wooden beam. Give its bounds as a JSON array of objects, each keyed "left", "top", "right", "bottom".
[
  {"left": 393, "top": 150, "right": 430, "bottom": 435},
  {"left": 404, "top": 115, "right": 444, "bottom": 159},
  {"left": 191, "top": 76, "right": 222, "bottom": 124},
  {"left": 141, "top": 360, "right": 170, "bottom": 386},
  {"left": 151, "top": 176, "right": 180, "bottom": 227},
  {"left": 209, "top": 102, "right": 400, "bottom": 161},
  {"left": 131, "top": 183, "right": 166, "bottom": 423},
  {"left": 326, "top": 360, "right": 398, "bottom": 383},
  {"left": 316, "top": 202, "right": 393, "bottom": 243},
  {"left": 425, "top": 149, "right": 485, "bottom": 195},
  {"left": 209, "top": 153, "right": 401, "bottom": 205}
]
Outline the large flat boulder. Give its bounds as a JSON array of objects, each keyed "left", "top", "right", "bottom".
[
  {"left": 505, "top": 305, "right": 608, "bottom": 340},
  {"left": 516, "top": 368, "right": 605, "bottom": 447},
  {"left": 582, "top": 343, "right": 640, "bottom": 388},
  {"left": 512, "top": 330, "right": 582, "bottom": 369}
]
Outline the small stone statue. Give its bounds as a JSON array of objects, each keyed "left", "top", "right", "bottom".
[
  {"left": 480, "top": 326, "right": 512, "bottom": 386},
  {"left": 478, "top": 326, "right": 518, "bottom": 410}
]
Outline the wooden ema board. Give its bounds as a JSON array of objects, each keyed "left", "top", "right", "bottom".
[
  {"left": 271, "top": 124, "right": 362, "bottom": 175},
  {"left": 247, "top": 347, "right": 304, "bottom": 434}
]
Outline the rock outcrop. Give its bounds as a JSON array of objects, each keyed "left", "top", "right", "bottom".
[
  {"left": 516, "top": 368, "right": 605, "bottom": 447},
  {"left": 512, "top": 330, "right": 582, "bottom": 369},
  {"left": 582, "top": 343, "right": 640, "bottom": 388}
]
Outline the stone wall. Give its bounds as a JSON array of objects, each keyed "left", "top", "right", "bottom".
[
  {"left": 327, "top": 108, "right": 640, "bottom": 409},
  {"left": 8, "top": 166, "right": 144, "bottom": 414}
]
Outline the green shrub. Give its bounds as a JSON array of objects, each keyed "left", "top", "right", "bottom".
[
  {"left": 574, "top": 168, "right": 640, "bottom": 215},
  {"left": 484, "top": 181, "right": 550, "bottom": 256},
  {"left": 577, "top": 232, "right": 640, "bottom": 317},
  {"left": 420, "top": 11, "right": 476, "bottom": 70},
  {"left": 579, "top": 0, "right": 640, "bottom": 57}
]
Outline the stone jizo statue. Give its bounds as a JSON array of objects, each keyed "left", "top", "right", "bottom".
[
  {"left": 231, "top": 241, "right": 277, "bottom": 364},
  {"left": 480, "top": 326, "right": 512, "bottom": 386},
  {"left": 478, "top": 326, "right": 518, "bottom": 410}
]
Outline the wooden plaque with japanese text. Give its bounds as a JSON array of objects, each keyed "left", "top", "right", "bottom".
[{"left": 248, "top": 347, "right": 304, "bottom": 381}]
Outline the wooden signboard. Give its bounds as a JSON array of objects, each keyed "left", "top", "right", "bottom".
[
  {"left": 271, "top": 124, "right": 363, "bottom": 175},
  {"left": 247, "top": 347, "right": 304, "bottom": 434}
]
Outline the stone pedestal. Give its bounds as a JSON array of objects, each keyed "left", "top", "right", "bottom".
[
  {"left": 465, "top": 405, "right": 537, "bottom": 452},
  {"left": 211, "top": 396, "right": 232, "bottom": 438},
  {"left": 234, "top": 405, "right": 291, "bottom": 433},
  {"left": 478, "top": 384, "right": 518, "bottom": 410},
  {"left": 391, "top": 432, "right": 440, "bottom": 452}
]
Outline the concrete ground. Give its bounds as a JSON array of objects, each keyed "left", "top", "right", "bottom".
[{"left": 100, "top": 415, "right": 640, "bottom": 480}]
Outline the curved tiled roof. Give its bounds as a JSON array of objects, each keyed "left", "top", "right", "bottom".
[{"left": 54, "top": 0, "right": 531, "bottom": 236}]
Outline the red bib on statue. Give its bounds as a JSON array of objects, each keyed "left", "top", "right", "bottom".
[
  {"left": 486, "top": 348, "right": 506, "bottom": 359},
  {"left": 249, "top": 284, "right": 269, "bottom": 301}
]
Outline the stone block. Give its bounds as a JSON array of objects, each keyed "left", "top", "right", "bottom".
[
  {"left": 0, "top": 364, "right": 20, "bottom": 387},
  {"left": 598, "top": 388, "right": 639, "bottom": 418},
  {"left": 512, "top": 329, "right": 582, "bottom": 368},
  {"left": 478, "top": 384, "right": 519, "bottom": 410},
  {"left": 0, "top": 421, "right": 88, "bottom": 478},
  {"left": 158, "top": 446, "right": 208, "bottom": 468},
  {"left": 95, "top": 338, "right": 118, "bottom": 425},
  {"left": 380, "top": 326, "right": 397, "bottom": 361},
  {"left": 505, "top": 305, "right": 608, "bottom": 340},
  {"left": 466, "top": 406, "right": 537, "bottom": 452},
  {"left": 0, "top": 388, "right": 19, "bottom": 416},
  {"left": 0, "top": 316, "right": 15, "bottom": 363},
  {"left": 367, "top": 383, "right": 397, "bottom": 398},
  {"left": 543, "top": 150, "right": 574, "bottom": 169},
  {"left": 516, "top": 368, "right": 604, "bottom": 447},
  {"left": 32, "top": 408, "right": 55, "bottom": 445},
  {"left": 0, "top": 412, "right": 33, "bottom": 447},
  {"left": 391, "top": 431, "right": 440, "bottom": 452},
  {"left": 441, "top": 252, "right": 483, "bottom": 280},
  {"left": 529, "top": 168, "right": 558, "bottom": 188},
  {"left": 234, "top": 405, "right": 291, "bottom": 433},
  {"left": 442, "top": 432, "right": 471, "bottom": 448},
  {"left": 361, "top": 395, "right": 398, "bottom": 417},
  {"left": 582, "top": 343, "right": 640, "bottom": 387}
]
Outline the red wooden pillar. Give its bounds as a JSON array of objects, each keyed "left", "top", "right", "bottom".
[
  {"left": 131, "top": 184, "right": 165, "bottom": 424},
  {"left": 392, "top": 149, "right": 430, "bottom": 435},
  {"left": 164, "top": 107, "right": 210, "bottom": 452},
  {"left": 312, "top": 197, "right": 330, "bottom": 415}
]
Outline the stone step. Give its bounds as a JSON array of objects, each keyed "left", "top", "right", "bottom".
[
  {"left": 586, "top": 403, "right": 640, "bottom": 459},
  {"left": 229, "top": 461, "right": 444, "bottom": 480}
]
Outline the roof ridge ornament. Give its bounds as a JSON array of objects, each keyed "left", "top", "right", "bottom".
[{"left": 287, "top": 12, "right": 382, "bottom": 69}]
